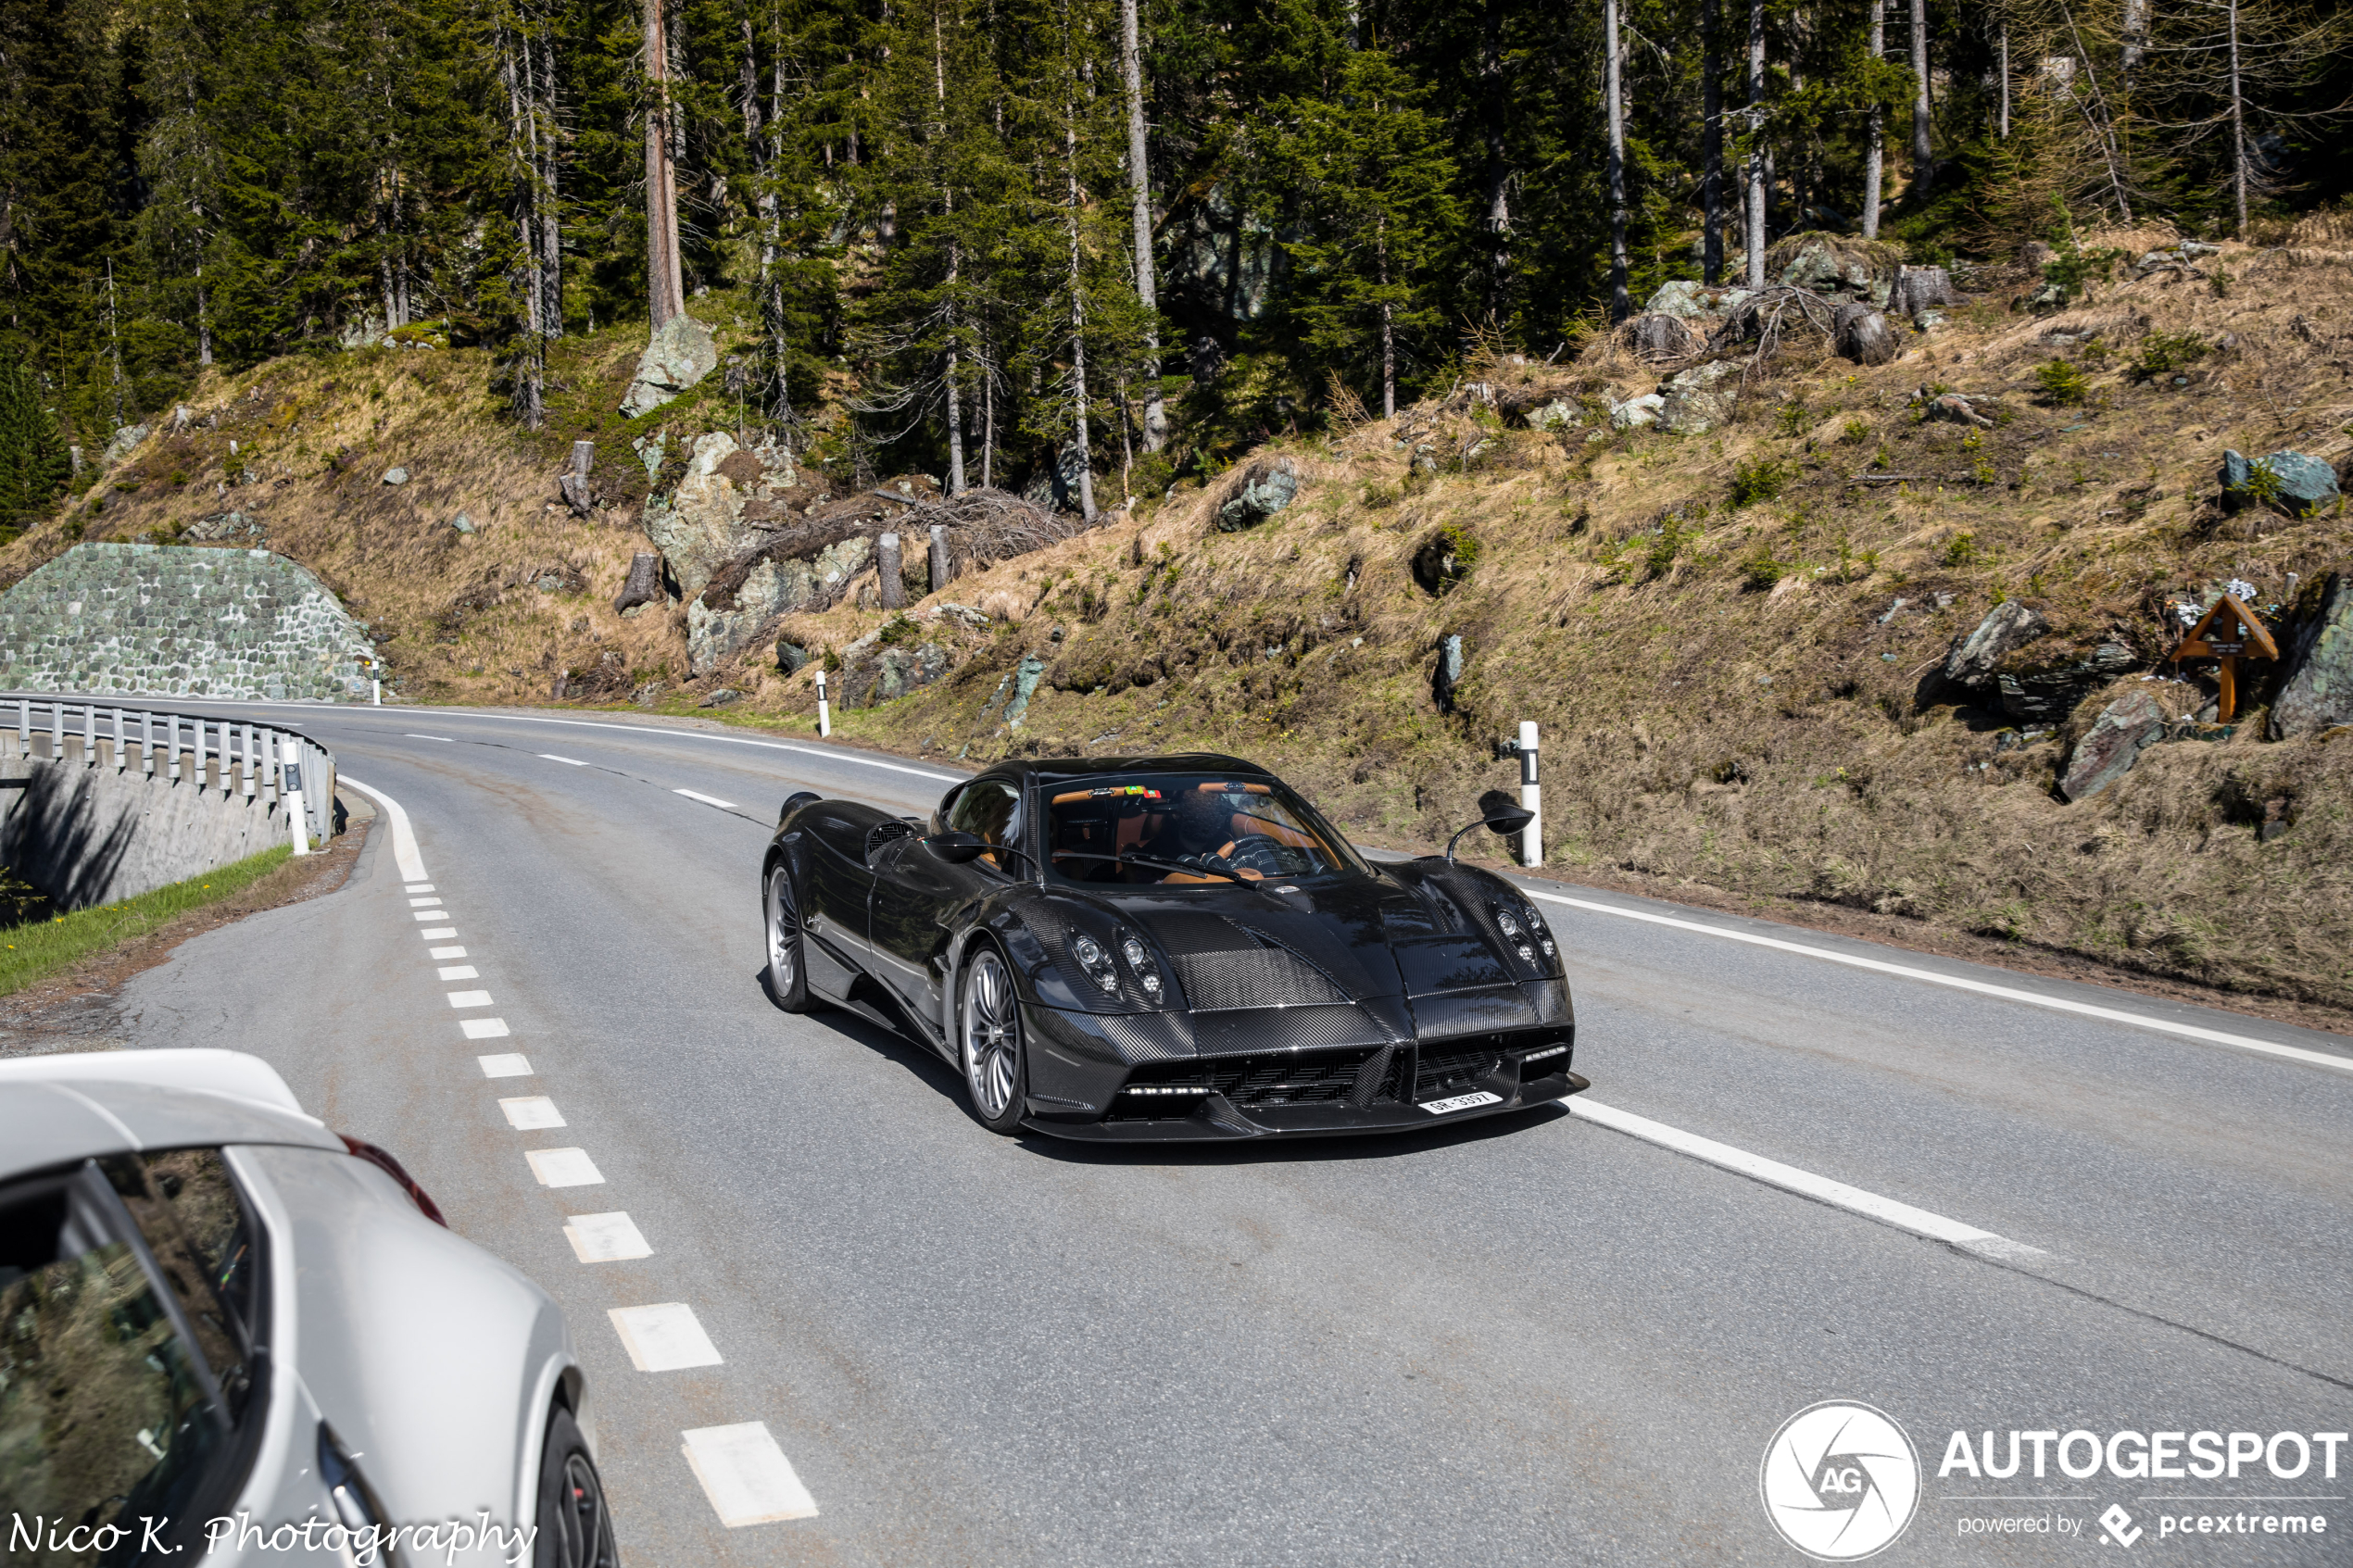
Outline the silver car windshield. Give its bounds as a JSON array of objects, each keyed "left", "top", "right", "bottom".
[{"left": 1043, "top": 774, "right": 1369, "bottom": 885}]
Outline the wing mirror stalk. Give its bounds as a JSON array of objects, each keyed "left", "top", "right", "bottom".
[
  {"left": 1441, "top": 788, "right": 1535, "bottom": 865},
  {"left": 926, "top": 831, "right": 1041, "bottom": 877}
]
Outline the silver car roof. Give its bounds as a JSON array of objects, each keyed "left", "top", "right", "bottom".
[{"left": 0, "top": 1049, "right": 346, "bottom": 1183}]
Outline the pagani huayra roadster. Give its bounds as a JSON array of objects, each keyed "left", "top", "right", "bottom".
[{"left": 760, "top": 754, "right": 1588, "bottom": 1139}]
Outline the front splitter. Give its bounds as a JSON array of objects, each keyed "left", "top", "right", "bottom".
[{"left": 1022, "top": 1072, "right": 1590, "bottom": 1141}]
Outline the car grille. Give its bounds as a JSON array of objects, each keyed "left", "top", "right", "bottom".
[
  {"left": 1413, "top": 1043, "right": 1507, "bottom": 1101},
  {"left": 1112, "top": 1046, "right": 1404, "bottom": 1119}
]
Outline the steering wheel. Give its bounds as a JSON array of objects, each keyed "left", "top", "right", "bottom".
[{"left": 1217, "top": 833, "right": 1289, "bottom": 876}]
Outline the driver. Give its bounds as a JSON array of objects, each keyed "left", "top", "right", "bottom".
[{"left": 1161, "top": 787, "right": 1280, "bottom": 879}]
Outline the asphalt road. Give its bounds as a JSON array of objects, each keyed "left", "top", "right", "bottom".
[{"left": 70, "top": 701, "right": 2353, "bottom": 1565}]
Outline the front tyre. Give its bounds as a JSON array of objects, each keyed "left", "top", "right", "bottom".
[
  {"left": 764, "top": 863, "right": 812, "bottom": 1012},
  {"left": 959, "top": 947, "right": 1027, "bottom": 1134},
  {"left": 535, "top": 1404, "right": 619, "bottom": 1568}
]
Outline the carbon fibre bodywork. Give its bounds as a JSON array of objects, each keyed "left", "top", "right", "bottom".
[{"left": 761, "top": 753, "right": 1587, "bottom": 1139}]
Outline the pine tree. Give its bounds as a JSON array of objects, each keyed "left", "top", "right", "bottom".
[{"left": 0, "top": 363, "right": 70, "bottom": 538}]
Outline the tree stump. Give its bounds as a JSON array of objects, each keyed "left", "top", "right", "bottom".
[
  {"left": 877, "top": 532, "right": 905, "bottom": 609},
  {"left": 560, "top": 440, "right": 597, "bottom": 516},
  {"left": 1834, "top": 304, "right": 1900, "bottom": 366},
  {"left": 1623, "top": 312, "right": 1704, "bottom": 363},
  {"left": 614, "top": 551, "right": 662, "bottom": 614},
  {"left": 1889, "top": 264, "right": 1960, "bottom": 322},
  {"left": 929, "top": 523, "right": 952, "bottom": 595}
]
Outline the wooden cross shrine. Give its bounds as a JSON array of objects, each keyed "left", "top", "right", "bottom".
[{"left": 2169, "top": 593, "right": 2279, "bottom": 723}]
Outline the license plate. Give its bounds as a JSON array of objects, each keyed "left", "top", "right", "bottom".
[{"left": 1419, "top": 1090, "right": 1503, "bottom": 1115}]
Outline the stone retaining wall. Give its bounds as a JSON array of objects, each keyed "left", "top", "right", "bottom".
[{"left": 0, "top": 543, "right": 377, "bottom": 700}]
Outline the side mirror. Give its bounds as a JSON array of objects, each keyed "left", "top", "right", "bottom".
[
  {"left": 1478, "top": 786, "right": 1534, "bottom": 837},
  {"left": 1442, "top": 789, "right": 1534, "bottom": 863},
  {"left": 927, "top": 831, "right": 988, "bottom": 864}
]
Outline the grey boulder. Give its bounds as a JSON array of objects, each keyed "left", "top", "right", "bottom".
[
  {"left": 1214, "top": 457, "right": 1301, "bottom": 532},
  {"left": 2270, "top": 572, "right": 2353, "bottom": 739},
  {"left": 1657, "top": 359, "right": 1743, "bottom": 434},
  {"left": 1944, "top": 600, "right": 2049, "bottom": 686},
  {"left": 621, "top": 313, "right": 719, "bottom": 418},
  {"left": 838, "top": 630, "right": 950, "bottom": 708},
  {"left": 2060, "top": 688, "right": 2168, "bottom": 801},
  {"left": 2221, "top": 448, "right": 2339, "bottom": 518}
]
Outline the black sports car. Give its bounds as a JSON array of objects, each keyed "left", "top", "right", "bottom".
[{"left": 760, "top": 754, "right": 1588, "bottom": 1139}]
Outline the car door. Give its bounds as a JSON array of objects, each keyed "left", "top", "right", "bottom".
[
  {"left": 869, "top": 778, "right": 1024, "bottom": 1044},
  {"left": 799, "top": 804, "right": 881, "bottom": 973}
]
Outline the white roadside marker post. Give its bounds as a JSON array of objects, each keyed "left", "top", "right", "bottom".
[
  {"left": 815, "top": 669, "right": 831, "bottom": 738},
  {"left": 1516, "top": 721, "right": 1541, "bottom": 868},
  {"left": 281, "top": 734, "right": 310, "bottom": 856},
  {"left": 372, "top": 677, "right": 382, "bottom": 706}
]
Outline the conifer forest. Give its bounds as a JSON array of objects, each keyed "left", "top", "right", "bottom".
[{"left": 0, "top": 0, "right": 2347, "bottom": 521}]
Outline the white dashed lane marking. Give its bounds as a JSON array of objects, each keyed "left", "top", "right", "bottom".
[
  {"left": 539, "top": 754, "right": 588, "bottom": 766},
  {"left": 564, "top": 1212, "right": 653, "bottom": 1262},
  {"left": 404, "top": 733, "right": 455, "bottom": 742},
  {"left": 430, "top": 946, "right": 468, "bottom": 960},
  {"left": 526, "top": 1148, "right": 604, "bottom": 1186},
  {"left": 461, "top": 1017, "right": 510, "bottom": 1039},
  {"left": 610, "top": 1303, "right": 724, "bottom": 1372},
  {"left": 498, "top": 1096, "right": 566, "bottom": 1130},
  {"left": 478, "top": 1054, "right": 534, "bottom": 1078},
  {"left": 438, "top": 965, "right": 479, "bottom": 981},
  {"left": 405, "top": 883, "right": 435, "bottom": 893},
  {"left": 408, "top": 897, "right": 442, "bottom": 908},
  {"left": 447, "top": 989, "right": 494, "bottom": 1009},
  {"left": 421, "top": 927, "right": 457, "bottom": 940},
  {"left": 411, "top": 910, "right": 447, "bottom": 922},
  {"left": 682, "top": 1424, "right": 821, "bottom": 1525},
  {"left": 673, "top": 788, "right": 740, "bottom": 810}
]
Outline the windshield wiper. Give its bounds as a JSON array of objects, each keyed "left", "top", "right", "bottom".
[{"left": 1050, "top": 850, "right": 1251, "bottom": 885}]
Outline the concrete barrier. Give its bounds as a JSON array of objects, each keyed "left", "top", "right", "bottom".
[{"left": 0, "top": 697, "right": 336, "bottom": 911}]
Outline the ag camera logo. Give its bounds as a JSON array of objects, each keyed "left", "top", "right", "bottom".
[{"left": 1761, "top": 1401, "right": 1922, "bottom": 1561}]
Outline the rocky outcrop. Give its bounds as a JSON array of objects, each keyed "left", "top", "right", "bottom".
[
  {"left": 1944, "top": 600, "right": 2050, "bottom": 686},
  {"left": 686, "top": 534, "right": 872, "bottom": 675},
  {"left": 1657, "top": 359, "right": 1743, "bottom": 434},
  {"left": 2061, "top": 689, "right": 2168, "bottom": 800},
  {"left": 1766, "top": 233, "right": 1894, "bottom": 301},
  {"left": 1998, "top": 643, "right": 2139, "bottom": 722},
  {"left": 2221, "top": 448, "right": 2339, "bottom": 519},
  {"left": 621, "top": 313, "right": 719, "bottom": 417},
  {"left": 1642, "top": 281, "right": 1753, "bottom": 320},
  {"left": 2270, "top": 573, "right": 2353, "bottom": 739},
  {"left": 1214, "top": 457, "right": 1300, "bottom": 531},
  {"left": 642, "top": 432, "right": 805, "bottom": 597},
  {"left": 838, "top": 630, "right": 950, "bottom": 708}
]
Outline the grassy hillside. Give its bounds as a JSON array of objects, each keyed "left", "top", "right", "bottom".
[{"left": 9, "top": 222, "right": 2353, "bottom": 1010}]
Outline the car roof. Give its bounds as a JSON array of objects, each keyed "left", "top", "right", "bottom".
[
  {"left": 0, "top": 1049, "right": 346, "bottom": 1184},
  {"left": 989, "top": 753, "right": 1275, "bottom": 786}
]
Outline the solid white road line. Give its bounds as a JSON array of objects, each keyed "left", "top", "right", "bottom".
[
  {"left": 498, "top": 1095, "right": 566, "bottom": 1130},
  {"left": 539, "top": 753, "right": 588, "bottom": 765},
  {"left": 430, "top": 946, "right": 468, "bottom": 960},
  {"left": 478, "top": 1054, "right": 534, "bottom": 1078},
  {"left": 447, "top": 989, "right": 494, "bottom": 1008},
  {"left": 682, "top": 1423, "right": 820, "bottom": 1525},
  {"left": 461, "top": 1017, "right": 510, "bottom": 1039},
  {"left": 673, "top": 787, "right": 740, "bottom": 809},
  {"left": 1525, "top": 889, "right": 2353, "bottom": 1074},
  {"left": 438, "top": 965, "right": 479, "bottom": 981},
  {"left": 421, "top": 927, "right": 457, "bottom": 940},
  {"left": 412, "top": 709, "right": 963, "bottom": 784},
  {"left": 563, "top": 1212, "right": 652, "bottom": 1263},
  {"left": 526, "top": 1148, "right": 603, "bottom": 1186},
  {"left": 339, "top": 775, "right": 426, "bottom": 881},
  {"left": 609, "top": 1303, "right": 724, "bottom": 1372},
  {"left": 1570, "top": 1098, "right": 2042, "bottom": 1260}
]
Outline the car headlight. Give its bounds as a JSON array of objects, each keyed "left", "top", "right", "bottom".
[
  {"left": 1118, "top": 934, "right": 1164, "bottom": 1002},
  {"left": 1494, "top": 904, "right": 1554, "bottom": 965},
  {"left": 1072, "top": 935, "right": 1121, "bottom": 995}
]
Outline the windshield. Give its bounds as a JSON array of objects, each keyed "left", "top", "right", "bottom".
[{"left": 1043, "top": 773, "right": 1369, "bottom": 885}]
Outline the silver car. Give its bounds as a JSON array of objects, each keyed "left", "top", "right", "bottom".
[{"left": 0, "top": 1049, "right": 617, "bottom": 1567}]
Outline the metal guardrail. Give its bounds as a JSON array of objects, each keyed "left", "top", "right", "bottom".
[{"left": 2, "top": 696, "right": 336, "bottom": 852}]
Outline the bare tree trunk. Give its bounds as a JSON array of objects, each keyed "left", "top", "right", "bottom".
[
  {"left": 195, "top": 268, "right": 211, "bottom": 367},
  {"left": 644, "top": 0, "right": 686, "bottom": 330},
  {"left": 981, "top": 350, "right": 995, "bottom": 487},
  {"left": 1119, "top": 0, "right": 1164, "bottom": 452},
  {"left": 1063, "top": 104, "right": 1096, "bottom": 522},
  {"left": 499, "top": 16, "right": 546, "bottom": 429},
  {"left": 1378, "top": 227, "right": 1396, "bottom": 418},
  {"left": 1998, "top": 15, "right": 2010, "bottom": 137},
  {"left": 2228, "top": 0, "right": 2246, "bottom": 234},
  {"left": 1909, "top": 0, "right": 1932, "bottom": 194},
  {"left": 934, "top": 4, "right": 966, "bottom": 493},
  {"left": 1703, "top": 0, "right": 1723, "bottom": 282},
  {"left": 2120, "top": 0, "right": 2149, "bottom": 76},
  {"left": 1605, "top": 0, "right": 1630, "bottom": 320},
  {"left": 537, "top": 28, "right": 563, "bottom": 338},
  {"left": 1479, "top": 0, "right": 1512, "bottom": 314},
  {"left": 1862, "top": 0, "right": 1884, "bottom": 235},
  {"left": 1745, "top": 0, "right": 1766, "bottom": 288},
  {"left": 760, "top": 39, "right": 795, "bottom": 433},
  {"left": 104, "top": 258, "right": 124, "bottom": 429}
]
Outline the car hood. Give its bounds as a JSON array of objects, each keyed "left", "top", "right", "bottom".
[{"left": 1089, "top": 865, "right": 1523, "bottom": 1006}]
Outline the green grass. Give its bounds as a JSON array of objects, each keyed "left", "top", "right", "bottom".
[{"left": 0, "top": 845, "right": 293, "bottom": 997}]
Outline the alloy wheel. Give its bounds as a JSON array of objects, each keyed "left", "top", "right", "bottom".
[
  {"left": 962, "top": 949, "right": 1019, "bottom": 1119},
  {"left": 765, "top": 867, "right": 798, "bottom": 992}
]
